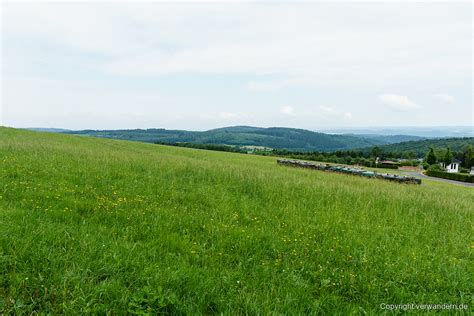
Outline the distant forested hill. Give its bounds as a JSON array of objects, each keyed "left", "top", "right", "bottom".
[
  {"left": 27, "top": 128, "right": 72, "bottom": 133},
  {"left": 346, "top": 134, "right": 425, "bottom": 144},
  {"left": 367, "top": 137, "right": 474, "bottom": 156},
  {"left": 65, "top": 126, "right": 394, "bottom": 152}
]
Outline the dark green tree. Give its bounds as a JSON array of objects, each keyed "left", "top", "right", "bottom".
[
  {"left": 426, "top": 147, "right": 437, "bottom": 165},
  {"left": 370, "top": 146, "right": 382, "bottom": 158},
  {"left": 407, "top": 151, "right": 416, "bottom": 159},
  {"left": 465, "top": 145, "right": 474, "bottom": 168},
  {"left": 443, "top": 147, "right": 453, "bottom": 166}
]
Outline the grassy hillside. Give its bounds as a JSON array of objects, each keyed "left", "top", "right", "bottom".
[
  {"left": 65, "top": 126, "right": 389, "bottom": 152},
  {"left": 1, "top": 127, "right": 472, "bottom": 314}
]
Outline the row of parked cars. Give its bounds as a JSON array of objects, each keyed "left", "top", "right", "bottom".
[{"left": 277, "top": 159, "right": 422, "bottom": 184}]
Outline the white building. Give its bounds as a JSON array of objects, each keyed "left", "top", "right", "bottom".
[
  {"left": 440, "top": 160, "right": 460, "bottom": 173},
  {"left": 470, "top": 167, "right": 474, "bottom": 176}
]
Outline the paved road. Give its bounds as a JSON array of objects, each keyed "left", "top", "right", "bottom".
[{"left": 399, "top": 171, "right": 474, "bottom": 188}]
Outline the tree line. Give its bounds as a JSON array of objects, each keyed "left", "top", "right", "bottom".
[
  {"left": 425, "top": 145, "right": 474, "bottom": 169},
  {"left": 156, "top": 141, "right": 474, "bottom": 171}
]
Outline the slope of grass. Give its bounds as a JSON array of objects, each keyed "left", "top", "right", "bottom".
[{"left": 0, "top": 127, "right": 472, "bottom": 314}]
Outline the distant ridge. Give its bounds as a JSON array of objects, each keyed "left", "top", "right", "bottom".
[
  {"left": 26, "top": 128, "right": 72, "bottom": 133},
  {"left": 365, "top": 137, "right": 474, "bottom": 156},
  {"left": 63, "top": 125, "right": 422, "bottom": 152},
  {"left": 322, "top": 126, "right": 473, "bottom": 138}
]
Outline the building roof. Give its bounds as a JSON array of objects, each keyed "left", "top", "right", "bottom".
[{"left": 379, "top": 160, "right": 398, "bottom": 164}]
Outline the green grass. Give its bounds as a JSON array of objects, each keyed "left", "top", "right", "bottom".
[{"left": 1, "top": 127, "right": 473, "bottom": 314}]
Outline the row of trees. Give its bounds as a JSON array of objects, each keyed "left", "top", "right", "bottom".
[
  {"left": 260, "top": 144, "right": 474, "bottom": 170},
  {"left": 255, "top": 148, "right": 422, "bottom": 168},
  {"left": 156, "top": 141, "right": 474, "bottom": 171},
  {"left": 425, "top": 145, "right": 474, "bottom": 169},
  {"left": 155, "top": 142, "right": 247, "bottom": 153}
]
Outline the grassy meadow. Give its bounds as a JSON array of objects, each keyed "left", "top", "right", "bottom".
[{"left": 0, "top": 127, "right": 473, "bottom": 314}]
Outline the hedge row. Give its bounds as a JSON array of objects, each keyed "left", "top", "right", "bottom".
[
  {"left": 278, "top": 159, "right": 421, "bottom": 184},
  {"left": 425, "top": 170, "right": 474, "bottom": 183}
]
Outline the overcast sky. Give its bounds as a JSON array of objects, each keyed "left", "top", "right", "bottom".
[{"left": 1, "top": 1, "right": 472, "bottom": 131}]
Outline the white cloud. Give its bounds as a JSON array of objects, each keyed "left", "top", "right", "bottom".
[
  {"left": 433, "top": 94, "right": 455, "bottom": 104},
  {"left": 2, "top": 2, "right": 472, "bottom": 129},
  {"left": 218, "top": 112, "right": 246, "bottom": 120},
  {"left": 379, "top": 94, "right": 420, "bottom": 111},
  {"left": 2, "top": 76, "right": 206, "bottom": 130},
  {"left": 4, "top": 3, "right": 471, "bottom": 84},
  {"left": 313, "top": 106, "right": 352, "bottom": 121},
  {"left": 319, "top": 106, "right": 336, "bottom": 115},
  {"left": 246, "top": 77, "right": 318, "bottom": 92},
  {"left": 280, "top": 106, "right": 295, "bottom": 116}
]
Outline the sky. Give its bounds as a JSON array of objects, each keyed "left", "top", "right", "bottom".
[{"left": 1, "top": 1, "right": 472, "bottom": 131}]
